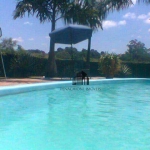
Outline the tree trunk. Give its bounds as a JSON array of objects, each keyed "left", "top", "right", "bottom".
[
  {"left": 46, "top": 38, "right": 57, "bottom": 77},
  {"left": 45, "top": 2, "right": 57, "bottom": 77}
]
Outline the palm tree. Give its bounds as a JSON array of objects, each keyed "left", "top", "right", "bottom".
[{"left": 13, "top": 0, "right": 133, "bottom": 77}]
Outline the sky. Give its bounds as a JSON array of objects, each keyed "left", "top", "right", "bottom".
[{"left": 0, "top": 0, "right": 150, "bottom": 54}]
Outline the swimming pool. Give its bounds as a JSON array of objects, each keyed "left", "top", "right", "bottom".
[{"left": 0, "top": 79, "right": 150, "bottom": 150}]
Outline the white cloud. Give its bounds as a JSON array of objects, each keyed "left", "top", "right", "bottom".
[
  {"left": 148, "top": 29, "right": 150, "bottom": 32},
  {"left": 123, "top": 12, "right": 136, "bottom": 19},
  {"left": 137, "top": 35, "right": 141, "bottom": 39},
  {"left": 103, "top": 20, "right": 126, "bottom": 29},
  {"left": 12, "top": 37, "right": 23, "bottom": 42},
  {"left": 28, "top": 38, "right": 34, "bottom": 41},
  {"left": 118, "top": 20, "right": 126, "bottom": 25},
  {"left": 132, "top": 0, "right": 136, "bottom": 4},
  {"left": 144, "top": 18, "right": 150, "bottom": 24},
  {"left": 136, "top": 13, "right": 150, "bottom": 24},
  {"left": 24, "top": 21, "right": 33, "bottom": 25},
  {"left": 131, "top": 34, "right": 142, "bottom": 38},
  {"left": 138, "top": 14, "right": 147, "bottom": 19},
  {"left": 103, "top": 20, "right": 117, "bottom": 29}
]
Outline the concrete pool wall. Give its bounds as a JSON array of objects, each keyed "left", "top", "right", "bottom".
[{"left": 0, "top": 78, "right": 149, "bottom": 97}]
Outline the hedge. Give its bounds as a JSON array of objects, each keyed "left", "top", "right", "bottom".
[{"left": 0, "top": 54, "right": 150, "bottom": 78}]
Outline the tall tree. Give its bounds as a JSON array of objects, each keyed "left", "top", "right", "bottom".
[
  {"left": 0, "top": 38, "right": 17, "bottom": 52},
  {"left": 122, "top": 39, "right": 150, "bottom": 62},
  {"left": 13, "top": 0, "right": 133, "bottom": 77}
]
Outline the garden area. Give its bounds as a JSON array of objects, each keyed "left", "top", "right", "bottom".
[{"left": 1, "top": 38, "right": 150, "bottom": 78}]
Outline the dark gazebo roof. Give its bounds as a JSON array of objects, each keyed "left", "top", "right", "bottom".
[{"left": 49, "top": 24, "right": 92, "bottom": 44}]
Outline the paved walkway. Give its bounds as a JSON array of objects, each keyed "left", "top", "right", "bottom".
[
  {"left": 0, "top": 77, "right": 104, "bottom": 86},
  {"left": 0, "top": 78, "right": 68, "bottom": 86}
]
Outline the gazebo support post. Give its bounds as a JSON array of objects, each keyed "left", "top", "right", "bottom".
[
  {"left": 71, "top": 44, "right": 75, "bottom": 77},
  {"left": 86, "top": 37, "right": 91, "bottom": 75}
]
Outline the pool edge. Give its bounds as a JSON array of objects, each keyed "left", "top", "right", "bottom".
[{"left": 0, "top": 78, "right": 149, "bottom": 97}]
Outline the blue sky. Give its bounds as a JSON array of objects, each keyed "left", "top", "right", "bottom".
[{"left": 0, "top": 0, "right": 150, "bottom": 54}]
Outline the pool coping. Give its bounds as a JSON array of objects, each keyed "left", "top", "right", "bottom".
[{"left": 0, "top": 78, "right": 149, "bottom": 97}]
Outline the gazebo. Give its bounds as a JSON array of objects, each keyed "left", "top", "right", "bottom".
[{"left": 49, "top": 24, "right": 92, "bottom": 75}]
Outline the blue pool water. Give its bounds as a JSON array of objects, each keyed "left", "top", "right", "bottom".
[{"left": 0, "top": 79, "right": 150, "bottom": 150}]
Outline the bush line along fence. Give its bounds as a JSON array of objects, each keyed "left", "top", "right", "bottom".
[{"left": 0, "top": 54, "right": 150, "bottom": 78}]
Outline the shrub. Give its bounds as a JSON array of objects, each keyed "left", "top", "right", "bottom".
[{"left": 99, "top": 53, "right": 120, "bottom": 78}]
